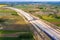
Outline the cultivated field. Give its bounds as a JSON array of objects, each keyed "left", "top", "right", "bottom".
[
  {"left": 0, "top": 5, "right": 7, "bottom": 7},
  {"left": 0, "top": 7, "right": 34, "bottom": 40},
  {"left": 14, "top": 5, "right": 60, "bottom": 27}
]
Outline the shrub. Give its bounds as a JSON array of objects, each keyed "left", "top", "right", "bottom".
[
  {"left": 18, "top": 33, "right": 33, "bottom": 39},
  {"left": 11, "top": 13, "right": 18, "bottom": 16},
  {"left": 0, "top": 18, "right": 6, "bottom": 22}
]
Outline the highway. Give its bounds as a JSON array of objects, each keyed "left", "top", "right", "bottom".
[{"left": 6, "top": 7, "right": 60, "bottom": 40}]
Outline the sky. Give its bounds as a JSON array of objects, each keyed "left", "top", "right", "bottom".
[{"left": 0, "top": 0, "right": 60, "bottom": 2}]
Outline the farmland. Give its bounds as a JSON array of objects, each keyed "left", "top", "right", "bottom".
[
  {"left": 0, "top": 4, "right": 7, "bottom": 7},
  {"left": 0, "top": 7, "right": 34, "bottom": 40},
  {"left": 14, "top": 4, "right": 60, "bottom": 27}
]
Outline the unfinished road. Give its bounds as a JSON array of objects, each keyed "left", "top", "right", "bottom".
[{"left": 6, "top": 7, "right": 60, "bottom": 40}]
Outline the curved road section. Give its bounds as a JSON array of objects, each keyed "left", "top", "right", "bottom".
[{"left": 5, "top": 7, "right": 60, "bottom": 40}]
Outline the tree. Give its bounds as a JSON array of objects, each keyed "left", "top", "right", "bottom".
[{"left": 53, "top": 9, "right": 59, "bottom": 18}]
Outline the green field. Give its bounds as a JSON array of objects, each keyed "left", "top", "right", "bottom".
[
  {"left": 0, "top": 8, "right": 31, "bottom": 31},
  {"left": 0, "top": 32, "right": 34, "bottom": 40},
  {"left": 0, "top": 5, "right": 7, "bottom": 7},
  {"left": 36, "top": 15, "right": 60, "bottom": 27},
  {"left": 0, "top": 30, "right": 20, "bottom": 34},
  {"left": 0, "top": 8, "right": 34, "bottom": 40},
  {"left": 14, "top": 5, "right": 60, "bottom": 27},
  {"left": 0, "top": 37, "right": 33, "bottom": 40}
]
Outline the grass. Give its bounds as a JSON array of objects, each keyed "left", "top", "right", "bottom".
[
  {"left": 36, "top": 15, "right": 60, "bottom": 27},
  {"left": 0, "top": 18, "right": 6, "bottom": 22},
  {"left": 0, "top": 4, "right": 7, "bottom": 7},
  {"left": 14, "top": 5, "right": 34, "bottom": 9},
  {"left": 0, "top": 30, "right": 20, "bottom": 34},
  {"left": 12, "top": 13, "right": 18, "bottom": 16},
  {"left": 14, "top": 5, "right": 60, "bottom": 27},
  {"left": 0, "top": 32, "right": 34, "bottom": 40},
  {"left": 18, "top": 32, "right": 33, "bottom": 39},
  {"left": 0, "top": 8, "right": 31, "bottom": 33},
  {"left": 0, "top": 7, "right": 34, "bottom": 40},
  {"left": 14, "top": 5, "right": 36, "bottom": 12},
  {"left": 0, "top": 37, "right": 33, "bottom": 40},
  {"left": 0, "top": 8, "right": 17, "bottom": 13},
  {"left": 0, "top": 37, "right": 19, "bottom": 40}
]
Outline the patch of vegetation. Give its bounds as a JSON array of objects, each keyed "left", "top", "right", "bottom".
[
  {"left": 19, "top": 32, "right": 33, "bottom": 39},
  {"left": 36, "top": 15, "right": 43, "bottom": 19},
  {"left": 37, "top": 15, "right": 60, "bottom": 27},
  {"left": 0, "top": 4, "right": 7, "bottom": 7},
  {"left": 11, "top": 12, "right": 18, "bottom": 16},
  {"left": 14, "top": 5, "right": 60, "bottom": 27},
  {"left": 0, "top": 30, "right": 20, "bottom": 34},
  {"left": 14, "top": 5, "right": 34, "bottom": 9},
  {"left": 0, "top": 32, "right": 34, "bottom": 40},
  {"left": 0, "top": 37, "right": 18, "bottom": 40},
  {"left": 0, "top": 8, "right": 34, "bottom": 40},
  {"left": 0, "top": 8, "right": 32, "bottom": 34},
  {"left": 56, "top": 24, "right": 60, "bottom": 27},
  {"left": 0, "top": 18, "right": 7, "bottom": 22},
  {"left": 0, "top": 37, "right": 33, "bottom": 40},
  {"left": 0, "top": 8, "right": 17, "bottom": 14}
]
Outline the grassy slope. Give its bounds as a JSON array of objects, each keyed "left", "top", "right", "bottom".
[
  {"left": 42, "top": 15, "right": 60, "bottom": 26},
  {"left": 36, "top": 15, "right": 60, "bottom": 27}
]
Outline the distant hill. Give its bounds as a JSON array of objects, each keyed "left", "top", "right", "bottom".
[{"left": 0, "top": 2, "right": 60, "bottom": 5}]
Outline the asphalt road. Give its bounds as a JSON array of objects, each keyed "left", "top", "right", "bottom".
[{"left": 6, "top": 7, "right": 60, "bottom": 40}]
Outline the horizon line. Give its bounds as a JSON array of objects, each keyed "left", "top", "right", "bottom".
[{"left": 0, "top": 1, "right": 60, "bottom": 2}]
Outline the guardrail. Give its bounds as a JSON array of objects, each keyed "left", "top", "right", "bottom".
[{"left": 29, "top": 23, "right": 51, "bottom": 40}]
